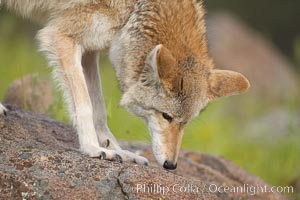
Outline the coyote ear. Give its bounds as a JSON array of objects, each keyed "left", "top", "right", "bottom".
[
  {"left": 208, "top": 70, "right": 250, "bottom": 100},
  {"left": 147, "top": 44, "right": 178, "bottom": 93}
]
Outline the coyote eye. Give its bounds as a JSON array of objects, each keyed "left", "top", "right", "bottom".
[{"left": 162, "top": 113, "right": 173, "bottom": 123}]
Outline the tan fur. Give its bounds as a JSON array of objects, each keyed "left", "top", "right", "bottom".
[
  {"left": 208, "top": 70, "right": 250, "bottom": 99},
  {"left": 161, "top": 123, "right": 184, "bottom": 163},
  {"left": 156, "top": 45, "right": 179, "bottom": 94},
  {"left": 1, "top": 0, "right": 250, "bottom": 168}
]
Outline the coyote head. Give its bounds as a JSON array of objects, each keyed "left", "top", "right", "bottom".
[
  {"left": 120, "top": 44, "right": 250, "bottom": 169},
  {"left": 110, "top": 0, "right": 250, "bottom": 169}
]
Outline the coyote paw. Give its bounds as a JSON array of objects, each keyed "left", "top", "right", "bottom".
[
  {"left": 99, "top": 149, "right": 149, "bottom": 166},
  {"left": 83, "top": 145, "right": 148, "bottom": 165},
  {"left": 0, "top": 104, "right": 7, "bottom": 116}
]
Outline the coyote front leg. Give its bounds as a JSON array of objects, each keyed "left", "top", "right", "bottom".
[
  {"left": 82, "top": 51, "right": 148, "bottom": 164},
  {"left": 50, "top": 35, "right": 103, "bottom": 157},
  {"left": 82, "top": 51, "right": 121, "bottom": 150}
]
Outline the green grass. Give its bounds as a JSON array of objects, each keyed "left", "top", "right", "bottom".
[{"left": 1, "top": 13, "right": 299, "bottom": 199}]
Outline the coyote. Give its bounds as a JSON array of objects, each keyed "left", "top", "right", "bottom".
[{"left": 0, "top": 0, "right": 249, "bottom": 169}]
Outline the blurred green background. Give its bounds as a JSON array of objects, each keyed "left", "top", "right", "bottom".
[{"left": 0, "top": 1, "right": 299, "bottom": 199}]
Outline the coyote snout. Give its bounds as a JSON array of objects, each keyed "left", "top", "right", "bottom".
[{"left": 146, "top": 112, "right": 185, "bottom": 169}]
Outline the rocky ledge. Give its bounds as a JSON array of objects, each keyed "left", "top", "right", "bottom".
[{"left": 0, "top": 105, "right": 287, "bottom": 200}]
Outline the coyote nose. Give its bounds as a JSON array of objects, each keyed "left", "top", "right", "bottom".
[{"left": 163, "top": 160, "right": 177, "bottom": 170}]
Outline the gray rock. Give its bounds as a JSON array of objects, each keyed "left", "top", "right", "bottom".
[
  {"left": 0, "top": 105, "right": 287, "bottom": 200},
  {"left": 207, "top": 12, "right": 299, "bottom": 102},
  {"left": 3, "top": 74, "right": 54, "bottom": 114}
]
